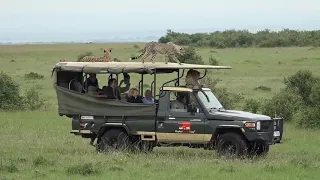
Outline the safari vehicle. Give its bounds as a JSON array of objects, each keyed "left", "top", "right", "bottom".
[{"left": 52, "top": 61, "right": 283, "bottom": 157}]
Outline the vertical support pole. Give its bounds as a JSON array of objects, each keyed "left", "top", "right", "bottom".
[
  {"left": 153, "top": 69, "right": 157, "bottom": 101},
  {"left": 141, "top": 74, "right": 144, "bottom": 96}
]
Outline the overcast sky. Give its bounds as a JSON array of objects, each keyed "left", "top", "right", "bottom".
[{"left": 1, "top": 0, "right": 320, "bottom": 42}]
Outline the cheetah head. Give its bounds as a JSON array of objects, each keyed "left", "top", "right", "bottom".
[
  {"left": 168, "top": 42, "right": 184, "bottom": 54},
  {"left": 100, "top": 48, "right": 112, "bottom": 53}
]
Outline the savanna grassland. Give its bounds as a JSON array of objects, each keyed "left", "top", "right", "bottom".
[{"left": 0, "top": 43, "right": 320, "bottom": 180}]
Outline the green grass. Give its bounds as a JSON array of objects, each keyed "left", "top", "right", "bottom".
[{"left": 0, "top": 43, "right": 320, "bottom": 179}]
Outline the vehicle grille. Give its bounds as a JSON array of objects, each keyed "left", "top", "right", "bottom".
[{"left": 260, "top": 120, "right": 274, "bottom": 132}]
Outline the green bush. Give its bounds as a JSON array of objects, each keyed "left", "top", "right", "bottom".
[
  {"left": 213, "top": 87, "right": 243, "bottom": 109},
  {"left": 77, "top": 52, "right": 94, "bottom": 62},
  {"left": 24, "top": 72, "right": 44, "bottom": 80},
  {"left": 309, "top": 80, "right": 320, "bottom": 107},
  {"left": 158, "top": 29, "right": 320, "bottom": 48},
  {"left": 170, "top": 46, "right": 204, "bottom": 64},
  {"left": 260, "top": 90, "right": 302, "bottom": 121},
  {"left": 132, "top": 44, "right": 140, "bottom": 49},
  {"left": 0, "top": 72, "right": 44, "bottom": 111},
  {"left": 0, "top": 71, "right": 22, "bottom": 110},
  {"left": 254, "top": 86, "right": 272, "bottom": 92},
  {"left": 294, "top": 107, "right": 320, "bottom": 129},
  {"left": 283, "top": 69, "right": 318, "bottom": 105},
  {"left": 113, "top": 58, "right": 121, "bottom": 62},
  {"left": 242, "top": 98, "right": 261, "bottom": 114},
  {"left": 22, "top": 87, "right": 44, "bottom": 110},
  {"left": 200, "top": 76, "right": 243, "bottom": 109},
  {"left": 208, "top": 55, "right": 219, "bottom": 65}
]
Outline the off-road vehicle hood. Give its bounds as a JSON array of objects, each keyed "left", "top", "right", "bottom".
[{"left": 209, "top": 110, "right": 272, "bottom": 121}]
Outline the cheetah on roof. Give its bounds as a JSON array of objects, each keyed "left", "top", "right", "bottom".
[
  {"left": 59, "top": 48, "right": 113, "bottom": 62},
  {"left": 129, "top": 42, "right": 184, "bottom": 64}
]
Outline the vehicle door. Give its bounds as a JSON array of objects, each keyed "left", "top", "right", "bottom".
[{"left": 157, "top": 90, "right": 206, "bottom": 143}]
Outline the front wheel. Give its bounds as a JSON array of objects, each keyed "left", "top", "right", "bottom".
[
  {"left": 216, "top": 132, "right": 248, "bottom": 158},
  {"left": 248, "top": 141, "right": 270, "bottom": 157},
  {"left": 96, "top": 129, "right": 130, "bottom": 153}
]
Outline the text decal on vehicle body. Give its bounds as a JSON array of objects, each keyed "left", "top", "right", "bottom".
[{"left": 175, "top": 122, "right": 195, "bottom": 133}]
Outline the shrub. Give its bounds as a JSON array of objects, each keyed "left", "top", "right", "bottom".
[
  {"left": 213, "top": 87, "right": 243, "bottom": 109},
  {"left": 242, "top": 98, "right": 261, "bottom": 113},
  {"left": 77, "top": 52, "right": 94, "bottom": 62},
  {"left": 200, "top": 75, "right": 220, "bottom": 88},
  {"left": 0, "top": 72, "right": 44, "bottom": 111},
  {"left": 158, "top": 29, "right": 320, "bottom": 48},
  {"left": 294, "top": 107, "right": 320, "bottom": 129},
  {"left": 309, "top": 80, "right": 320, "bottom": 107},
  {"left": 170, "top": 46, "right": 204, "bottom": 64},
  {"left": 260, "top": 90, "right": 302, "bottom": 121},
  {"left": 24, "top": 72, "right": 44, "bottom": 80},
  {"left": 22, "top": 87, "right": 44, "bottom": 110},
  {"left": 66, "top": 163, "right": 101, "bottom": 176},
  {"left": 209, "top": 55, "right": 219, "bottom": 65},
  {"left": 113, "top": 58, "right": 121, "bottom": 62},
  {"left": 0, "top": 71, "right": 22, "bottom": 110},
  {"left": 200, "top": 76, "right": 243, "bottom": 109},
  {"left": 133, "top": 44, "right": 140, "bottom": 49},
  {"left": 254, "top": 86, "right": 272, "bottom": 92},
  {"left": 283, "top": 69, "right": 318, "bottom": 105}
]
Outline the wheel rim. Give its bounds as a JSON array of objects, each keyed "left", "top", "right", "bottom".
[{"left": 220, "top": 141, "right": 237, "bottom": 155}]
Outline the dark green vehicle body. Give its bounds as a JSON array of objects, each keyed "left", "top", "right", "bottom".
[
  {"left": 71, "top": 87, "right": 283, "bottom": 151},
  {"left": 53, "top": 61, "right": 283, "bottom": 156}
]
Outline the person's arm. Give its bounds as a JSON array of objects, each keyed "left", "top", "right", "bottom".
[
  {"left": 119, "top": 83, "right": 130, "bottom": 93},
  {"left": 119, "top": 74, "right": 131, "bottom": 93}
]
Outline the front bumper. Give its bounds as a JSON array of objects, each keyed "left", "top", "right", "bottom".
[
  {"left": 243, "top": 117, "right": 284, "bottom": 145},
  {"left": 243, "top": 131, "right": 281, "bottom": 145}
]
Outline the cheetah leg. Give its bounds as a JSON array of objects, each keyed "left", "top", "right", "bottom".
[
  {"left": 149, "top": 53, "right": 157, "bottom": 64},
  {"left": 140, "top": 51, "right": 151, "bottom": 63},
  {"left": 168, "top": 55, "right": 182, "bottom": 65},
  {"left": 164, "top": 54, "right": 169, "bottom": 64}
]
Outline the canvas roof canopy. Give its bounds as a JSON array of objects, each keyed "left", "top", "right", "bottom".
[{"left": 54, "top": 62, "right": 232, "bottom": 74}]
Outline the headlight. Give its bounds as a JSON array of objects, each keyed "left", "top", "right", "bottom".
[
  {"left": 244, "top": 122, "right": 255, "bottom": 129},
  {"left": 256, "top": 121, "right": 261, "bottom": 131}
]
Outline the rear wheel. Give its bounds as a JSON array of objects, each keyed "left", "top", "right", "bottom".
[
  {"left": 96, "top": 129, "right": 130, "bottom": 153},
  {"left": 131, "top": 138, "right": 154, "bottom": 153},
  {"left": 216, "top": 132, "right": 248, "bottom": 158}
]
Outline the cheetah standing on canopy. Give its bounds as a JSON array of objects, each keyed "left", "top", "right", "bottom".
[{"left": 129, "top": 42, "right": 184, "bottom": 64}]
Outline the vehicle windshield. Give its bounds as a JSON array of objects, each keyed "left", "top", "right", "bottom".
[{"left": 197, "top": 90, "right": 224, "bottom": 110}]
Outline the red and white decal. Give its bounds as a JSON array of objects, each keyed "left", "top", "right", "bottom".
[{"left": 179, "top": 122, "right": 191, "bottom": 131}]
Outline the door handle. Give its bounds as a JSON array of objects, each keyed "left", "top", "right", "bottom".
[
  {"left": 190, "top": 119, "right": 201, "bottom": 122},
  {"left": 169, "top": 117, "right": 175, "bottom": 120}
]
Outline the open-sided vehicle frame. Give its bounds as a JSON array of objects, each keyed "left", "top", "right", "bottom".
[{"left": 52, "top": 61, "right": 284, "bottom": 157}]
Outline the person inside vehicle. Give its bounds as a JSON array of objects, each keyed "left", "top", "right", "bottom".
[
  {"left": 142, "top": 89, "right": 154, "bottom": 104},
  {"left": 102, "top": 75, "right": 130, "bottom": 99},
  {"left": 171, "top": 92, "right": 188, "bottom": 110},
  {"left": 127, "top": 88, "right": 143, "bottom": 103},
  {"left": 84, "top": 73, "right": 99, "bottom": 92}
]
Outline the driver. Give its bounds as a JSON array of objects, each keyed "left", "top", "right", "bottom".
[{"left": 171, "top": 92, "right": 188, "bottom": 110}]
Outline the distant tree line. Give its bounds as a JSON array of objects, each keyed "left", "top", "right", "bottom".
[{"left": 158, "top": 29, "right": 320, "bottom": 48}]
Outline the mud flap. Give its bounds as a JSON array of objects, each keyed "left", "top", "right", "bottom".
[{"left": 272, "top": 117, "right": 283, "bottom": 144}]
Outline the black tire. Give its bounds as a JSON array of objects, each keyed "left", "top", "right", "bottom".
[
  {"left": 248, "top": 141, "right": 270, "bottom": 157},
  {"left": 96, "top": 129, "right": 130, "bottom": 153},
  {"left": 140, "top": 141, "right": 154, "bottom": 153},
  {"left": 216, "top": 132, "right": 248, "bottom": 158},
  {"left": 131, "top": 139, "right": 154, "bottom": 153}
]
